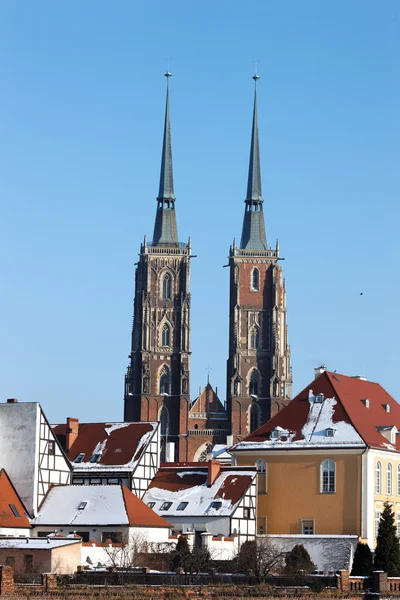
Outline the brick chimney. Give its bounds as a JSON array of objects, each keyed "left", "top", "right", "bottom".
[
  {"left": 65, "top": 418, "right": 79, "bottom": 452},
  {"left": 208, "top": 460, "right": 221, "bottom": 487},
  {"left": 6, "top": 398, "right": 18, "bottom": 403}
]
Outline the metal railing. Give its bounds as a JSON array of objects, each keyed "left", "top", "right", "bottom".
[
  {"left": 188, "top": 429, "right": 230, "bottom": 436},
  {"left": 189, "top": 412, "right": 229, "bottom": 420}
]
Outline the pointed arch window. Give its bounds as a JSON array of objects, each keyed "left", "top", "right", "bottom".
[
  {"left": 251, "top": 268, "right": 260, "bottom": 291},
  {"left": 387, "top": 462, "right": 393, "bottom": 496},
  {"left": 162, "top": 273, "right": 172, "bottom": 300},
  {"left": 250, "top": 403, "right": 261, "bottom": 432},
  {"left": 250, "top": 326, "right": 259, "bottom": 349},
  {"left": 159, "top": 366, "right": 170, "bottom": 395},
  {"left": 320, "top": 458, "right": 335, "bottom": 493},
  {"left": 161, "top": 323, "right": 171, "bottom": 347},
  {"left": 249, "top": 370, "right": 260, "bottom": 397},
  {"left": 376, "top": 461, "right": 382, "bottom": 494}
]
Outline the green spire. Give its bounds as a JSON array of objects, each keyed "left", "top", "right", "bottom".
[{"left": 246, "top": 75, "right": 262, "bottom": 203}]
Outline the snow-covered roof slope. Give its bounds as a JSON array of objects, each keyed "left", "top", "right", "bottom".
[
  {"left": 143, "top": 464, "right": 256, "bottom": 518},
  {"left": 53, "top": 421, "right": 158, "bottom": 472},
  {"left": 0, "top": 537, "right": 81, "bottom": 549},
  {"left": 33, "top": 485, "right": 171, "bottom": 529}
]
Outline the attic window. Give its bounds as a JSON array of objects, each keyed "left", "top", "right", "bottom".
[
  {"left": 177, "top": 502, "right": 188, "bottom": 511},
  {"left": 9, "top": 504, "right": 21, "bottom": 518},
  {"left": 363, "top": 399, "right": 370, "bottom": 408},
  {"left": 78, "top": 502, "right": 87, "bottom": 510},
  {"left": 74, "top": 453, "right": 85, "bottom": 463},
  {"left": 211, "top": 501, "right": 222, "bottom": 510},
  {"left": 315, "top": 394, "right": 324, "bottom": 404},
  {"left": 270, "top": 429, "right": 280, "bottom": 440},
  {"left": 160, "top": 502, "right": 172, "bottom": 511},
  {"left": 385, "top": 404, "right": 391, "bottom": 413},
  {"left": 89, "top": 453, "right": 101, "bottom": 463},
  {"left": 326, "top": 428, "right": 336, "bottom": 437},
  {"left": 147, "top": 502, "right": 155, "bottom": 509}
]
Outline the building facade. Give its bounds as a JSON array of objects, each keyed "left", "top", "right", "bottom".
[{"left": 227, "top": 75, "right": 292, "bottom": 444}]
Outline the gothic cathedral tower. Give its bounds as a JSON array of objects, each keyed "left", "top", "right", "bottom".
[
  {"left": 124, "top": 73, "right": 191, "bottom": 461},
  {"left": 227, "top": 76, "right": 292, "bottom": 444}
]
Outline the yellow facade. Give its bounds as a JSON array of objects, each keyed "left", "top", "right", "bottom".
[
  {"left": 235, "top": 451, "right": 362, "bottom": 535},
  {"left": 373, "top": 456, "right": 400, "bottom": 538}
]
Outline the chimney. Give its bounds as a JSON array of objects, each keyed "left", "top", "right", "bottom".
[
  {"left": 314, "top": 365, "right": 327, "bottom": 379},
  {"left": 65, "top": 417, "right": 79, "bottom": 452},
  {"left": 208, "top": 460, "right": 221, "bottom": 487},
  {"left": 6, "top": 398, "right": 18, "bottom": 403}
]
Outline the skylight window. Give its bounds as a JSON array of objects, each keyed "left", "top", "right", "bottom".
[
  {"left": 147, "top": 502, "right": 155, "bottom": 509},
  {"left": 74, "top": 453, "right": 85, "bottom": 463},
  {"left": 385, "top": 404, "right": 391, "bottom": 413},
  {"left": 160, "top": 502, "right": 172, "bottom": 511},
  {"left": 78, "top": 502, "right": 87, "bottom": 510},
  {"left": 211, "top": 501, "right": 222, "bottom": 510},
  {"left": 89, "top": 454, "right": 101, "bottom": 463},
  {"left": 315, "top": 394, "right": 324, "bottom": 403},
  {"left": 177, "top": 502, "right": 188, "bottom": 511},
  {"left": 9, "top": 504, "right": 21, "bottom": 518}
]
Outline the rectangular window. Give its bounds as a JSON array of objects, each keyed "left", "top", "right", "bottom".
[
  {"left": 177, "top": 502, "right": 188, "bottom": 511},
  {"left": 243, "top": 507, "right": 250, "bottom": 519},
  {"left": 70, "top": 531, "right": 90, "bottom": 542},
  {"left": 24, "top": 554, "right": 33, "bottom": 571},
  {"left": 301, "top": 519, "right": 314, "bottom": 535},
  {"left": 74, "top": 453, "right": 85, "bottom": 463},
  {"left": 48, "top": 440, "right": 55, "bottom": 455},
  {"left": 78, "top": 502, "right": 87, "bottom": 510},
  {"left": 211, "top": 501, "right": 222, "bottom": 510},
  {"left": 375, "top": 510, "right": 382, "bottom": 538},
  {"left": 147, "top": 502, "right": 156, "bottom": 509},
  {"left": 9, "top": 504, "right": 21, "bottom": 518},
  {"left": 89, "top": 454, "right": 101, "bottom": 463},
  {"left": 101, "top": 532, "right": 122, "bottom": 544},
  {"left": 160, "top": 502, "right": 172, "bottom": 511},
  {"left": 37, "top": 532, "right": 49, "bottom": 538}
]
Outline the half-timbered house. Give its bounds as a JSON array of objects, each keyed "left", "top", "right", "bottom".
[
  {"left": 143, "top": 460, "right": 257, "bottom": 544},
  {"left": 0, "top": 399, "right": 71, "bottom": 516},
  {"left": 53, "top": 419, "right": 160, "bottom": 498}
]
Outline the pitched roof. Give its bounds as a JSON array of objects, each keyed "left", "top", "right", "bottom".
[
  {"left": 33, "top": 485, "right": 171, "bottom": 529},
  {"left": 144, "top": 463, "right": 256, "bottom": 518},
  {"left": 190, "top": 383, "right": 227, "bottom": 417},
  {"left": 0, "top": 469, "right": 30, "bottom": 528},
  {"left": 53, "top": 422, "right": 157, "bottom": 471},
  {"left": 233, "top": 371, "right": 400, "bottom": 452},
  {"left": 0, "top": 537, "right": 81, "bottom": 549}
]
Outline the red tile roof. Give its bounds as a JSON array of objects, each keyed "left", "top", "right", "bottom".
[
  {"left": 53, "top": 422, "right": 155, "bottom": 466},
  {"left": 242, "top": 371, "right": 400, "bottom": 451},
  {"left": 121, "top": 486, "right": 172, "bottom": 528},
  {"left": 0, "top": 469, "right": 30, "bottom": 528}
]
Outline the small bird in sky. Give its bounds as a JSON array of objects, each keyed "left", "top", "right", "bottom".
[{"left": 360, "top": 293, "right": 363, "bottom": 295}]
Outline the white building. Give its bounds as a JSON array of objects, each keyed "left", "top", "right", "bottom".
[
  {"left": 0, "top": 399, "right": 71, "bottom": 516},
  {"left": 53, "top": 419, "right": 160, "bottom": 498}
]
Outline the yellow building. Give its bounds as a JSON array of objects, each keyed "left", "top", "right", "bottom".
[{"left": 231, "top": 368, "right": 400, "bottom": 548}]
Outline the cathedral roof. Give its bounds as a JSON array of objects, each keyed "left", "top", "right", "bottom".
[
  {"left": 34, "top": 484, "right": 171, "bottom": 529},
  {"left": 232, "top": 371, "right": 400, "bottom": 452},
  {"left": 144, "top": 462, "right": 256, "bottom": 518},
  {"left": 53, "top": 421, "right": 158, "bottom": 471},
  {"left": 190, "top": 383, "right": 226, "bottom": 416},
  {"left": 0, "top": 469, "right": 31, "bottom": 528}
]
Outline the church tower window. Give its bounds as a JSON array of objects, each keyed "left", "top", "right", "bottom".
[
  {"left": 249, "top": 369, "right": 260, "bottom": 396},
  {"left": 159, "top": 366, "right": 170, "bottom": 395},
  {"left": 162, "top": 273, "right": 172, "bottom": 299},
  {"left": 250, "top": 326, "right": 259, "bottom": 349},
  {"left": 250, "top": 403, "right": 261, "bottom": 432},
  {"left": 161, "top": 323, "right": 171, "bottom": 347},
  {"left": 251, "top": 268, "right": 260, "bottom": 291}
]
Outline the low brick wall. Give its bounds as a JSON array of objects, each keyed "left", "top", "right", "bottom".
[{"left": 0, "top": 565, "right": 14, "bottom": 594}]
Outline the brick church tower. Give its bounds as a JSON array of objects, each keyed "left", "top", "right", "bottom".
[
  {"left": 227, "top": 75, "right": 293, "bottom": 444},
  {"left": 124, "top": 73, "right": 191, "bottom": 461}
]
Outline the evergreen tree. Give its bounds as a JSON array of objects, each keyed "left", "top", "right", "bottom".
[
  {"left": 374, "top": 502, "right": 400, "bottom": 575},
  {"left": 284, "top": 544, "right": 315, "bottom": 574},
  {"left": 351, "top": 542, "right": 373, "bottom": 576},
  {"left": 171, "top": 535, "right": 191, "bottom": 572}
]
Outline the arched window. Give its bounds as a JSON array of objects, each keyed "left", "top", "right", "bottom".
[
  {"left": 376, "top": 461, "right": 382, "bottom": 494},
  {"left": 233, "top": 378, "right": 240, "bottom": 396},
  {"left": 159, "top": 406, "right": 169, "bottom": 462},
  {"left": 249, "top": 370, "right": 260, "bottom": 396},
  {"left": 397, "top": 465, "right": 400, "bottom": 496},
  {"left": 255, "top": 459, "right": 266, "bottom": 473},
  {"left": 159, "top": 366, "right": 170, "bottom": 395},
  {"left": 161, "top": 323, "right": 171, "bottom": 347},
  {"left": 387, "top": 463, "right": 393, "bottom": 496},
  {"left": 162, "top": 273, "right": 172, "bottom": 300},
  {"left": 250, "top": 326, "right": 259, "bottom": 349},
  {"left": 251, "top": 268, "right": 260, "bottom": 291},
  {"left": 250, "top": 403, "right": 261, "bottom": 432},
  {"left": 320, "top": 459, "right": 335, "bottom": 493}
]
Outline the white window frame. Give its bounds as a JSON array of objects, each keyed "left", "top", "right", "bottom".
[
  {"left": 387, "top": 462, "right": 393, "bottom": 496},
  {"left": 301, "top": 519, "right": 314, "bottom": 535},
  {"left": 376, "top": 461, "right": 382, "bottom": 494},
  {"left": 320, "top": 458, "right": 335, "bottom": 493},
  {"left": 251, "top": 268, "right": 260, "bottom": 291},
  {"left": 397, "top": 465, "right": 400, "bottom": 496}
]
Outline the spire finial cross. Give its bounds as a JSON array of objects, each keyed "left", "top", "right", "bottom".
[
  {"left": 253, "top": 60, "right": 260, "bottom": 85},
  {"left": 165, "top": 57, "right": 172, "bottom": 78},
  {"left": 205, "top": 365, "right": 212, "bottom": 385}
]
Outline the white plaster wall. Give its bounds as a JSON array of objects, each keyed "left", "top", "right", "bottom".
[
  {"left": 164, "top": 516, "right": 230, "bottom": 537},
  {"left": 0, "top": 403, "right": 39, "bottom": 515},
  {"left": 0, "top": 527, "right": 31, "bottom": 537},
  {"left": 202, "top": 535, "right": 239, "bottom": 560}
]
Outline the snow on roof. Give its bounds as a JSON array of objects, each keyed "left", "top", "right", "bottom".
[
  {"left": 0, "top": 537, "right": 81, "bottom": 549},
  {"left": 144, "top": 465, "right": 255, "bottom": 518},
  {"left": 53, "top": 421, "right": 158, "bottom": 472},
  {"left": 211, "top": 445, "right": 232, "bottom": 465},
  {"left": 33, "top": 485, "right": 171, "bottom": 529}
]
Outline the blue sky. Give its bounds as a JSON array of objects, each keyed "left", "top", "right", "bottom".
[{"left": 0, "top": 1, "right": 399, "bottom": 423}]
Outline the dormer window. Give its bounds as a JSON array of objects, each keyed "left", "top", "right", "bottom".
[
  {"left": 326, "top": 428, "right": 336, "bottom": 437},
  {"left": 362, "top": 399, "right": 370, "bottom": 408},
  {"left": 385, "top": 404, "right": 391, "bottom": 413},
  {"left": 74, "top": 453, "right": 85, "bottom": 463},
  {"left": 391, "top": 431, "right": 396, "bottom": 445},
  {"left": 89, "top": 453, "right": 101, "bottom": 463},
  {"left": 270, "top": 429, "right": 280, "bottom": 440},
  {"left": 315, "top": 394, "right": 324, "bottom": 403}
]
